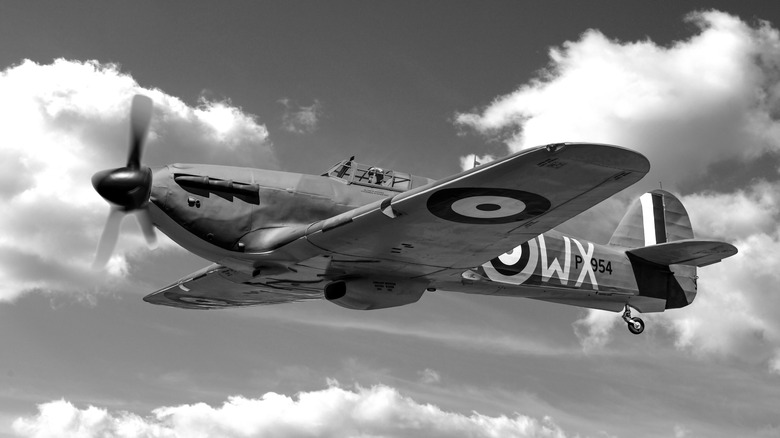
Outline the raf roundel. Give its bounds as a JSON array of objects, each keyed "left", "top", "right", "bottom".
[
  {"left": 426, "top": 188, "right": 551, "bottom": 224},
  {"left": 481, "top": 238, "right": 539, "bottom": 284}
]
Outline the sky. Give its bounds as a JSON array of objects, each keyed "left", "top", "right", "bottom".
[{"left": 1, "top": 1, "right": 780, "bottom": 437}]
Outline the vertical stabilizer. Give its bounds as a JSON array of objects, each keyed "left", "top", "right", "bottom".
[{"left": 610, "top": 190, "right": 698, "bottom": 310}]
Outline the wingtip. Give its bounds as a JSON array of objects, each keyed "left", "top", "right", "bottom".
[{"left": 555, "top": 142, "right": 651, "bottom": 174}]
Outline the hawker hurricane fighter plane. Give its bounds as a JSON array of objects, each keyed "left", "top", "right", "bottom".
[{"left": 92, "top": 96, "right": 737, "bottom": 334}]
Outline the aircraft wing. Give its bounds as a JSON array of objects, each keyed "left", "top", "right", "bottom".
[
  {"left": 301, "top": 143, "right": 649, "bottom": 275},
  {"left": 143, "top": 264, "right": 322, "bottom": 309}
]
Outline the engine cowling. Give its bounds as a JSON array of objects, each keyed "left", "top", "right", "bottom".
[{"left": 324, "top": 278, "right": 426, "bottom": 310}]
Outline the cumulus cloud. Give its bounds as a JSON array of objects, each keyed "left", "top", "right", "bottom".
[
  {"left": 681, "top": 181, "right": 780, "bottom": 239},
  {"left": 13, "top": 383, "right": 570, "bottom": 438},
  {"left": 455, "top": 10, "right": 780, "bottom": 371},
  {"left": 0, "top": 59, "right": 273, "bottom": 301},
  {"left": 455, "top": 10, "right": 780, "bottom": 188},
  {"left": 659, "top": 183, "right": 780, "bottom": 369},
  {"left": 573, "top": 180, "right": 780, "bottom": 372},
  {"left": 576, "top": 181, "right": 780, "bottom": 365},
  {"left": 279, "top": 98, "right": 323, "bottom": 134}
]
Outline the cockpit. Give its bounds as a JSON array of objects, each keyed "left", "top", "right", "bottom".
[{"left": 322, "top": 157, "right": 432, "bottom": 192}]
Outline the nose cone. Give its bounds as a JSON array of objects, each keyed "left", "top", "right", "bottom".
[{"left": 92, "top": 166, "right": 152, "bottom": 210}]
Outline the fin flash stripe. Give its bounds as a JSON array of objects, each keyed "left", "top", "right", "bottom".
[{"left": 639, "top": 193, "right": 667, "bottom": 246}]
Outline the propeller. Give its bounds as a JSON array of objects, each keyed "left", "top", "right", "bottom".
[{"left": 92, "top": 94, "right": 158, "bottom": 269}]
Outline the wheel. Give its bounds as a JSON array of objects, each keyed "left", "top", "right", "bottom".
[{"left": 627, "top": 317, "right": 645, "bottom": 335}]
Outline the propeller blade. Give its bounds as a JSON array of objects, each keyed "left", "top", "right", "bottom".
[
  {"left": 127, "top": 94, "right": 153, "bottom": 170},
  {"left": 135, "top": 208, "right": 158, "bottom": 249},
  {"left": 92, "top": 95, "right": 157, "bottom": 269},
  {"left": 93, "top": 207, "right": 125, "bottom": 269}
]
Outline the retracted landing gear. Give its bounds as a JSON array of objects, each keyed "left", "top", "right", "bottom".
[{"left": 622, "top": 304, "right": 645, "bottom": 335}]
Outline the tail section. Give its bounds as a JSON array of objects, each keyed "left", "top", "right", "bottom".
[{"left": 610, "top": 190, "right": 736, "bottom": 311}]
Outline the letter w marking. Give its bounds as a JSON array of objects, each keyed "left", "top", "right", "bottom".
[{"left": 539, "top": 234, "right": 571, "bottom": 285}]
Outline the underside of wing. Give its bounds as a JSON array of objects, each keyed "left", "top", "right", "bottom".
[
  {"left": 298, "top": 143, "right": 649, "bottom": 274},
  {"left": 143, "top": 264, "right": 323, "bottom": 309}
]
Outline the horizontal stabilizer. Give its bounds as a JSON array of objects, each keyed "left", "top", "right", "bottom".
[{"left": 626, "top": 239, "right": 737, "bottom": 267}]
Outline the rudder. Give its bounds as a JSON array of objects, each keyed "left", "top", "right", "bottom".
[{"left": 609, "top": 190, "right": 698, "bottom": 312}]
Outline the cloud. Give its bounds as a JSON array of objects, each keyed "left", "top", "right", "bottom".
[
  {"left": 279, "top": 98, "right": 323, "bottom": 134},
  {"left": 455, "top": 10, "right": 780, "bottom": 372},
  {"left": 681, "top": 181, "right": 780, "bottom": 239},
  {"left": 572, "top": 309, "right": 621, "bottom": 353},
  {"left": 659, "top": 184, "right": 780, "bottom": 369},
  {"left": 770, "top": 351, "right": 780, "bottom": 374},
  {"left": 418, "top": 368, "right": 441, "bottom": 384},
  {"left": 13, "top": 383, "right": 571, "bottom": 438},
  {"left": 455, "top": 10, "right": 780, "bottom": 189},
  {"left": 0, "top": 59, "right": 273, "bottom": 301},
  {"left": 573, "top": 180, "right": 780, "bottom": 372},
  {"left": 674, "top": 424, "right": 692, "bottom": 438}
]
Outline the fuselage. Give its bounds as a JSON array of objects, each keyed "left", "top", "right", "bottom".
[{"left": 146, "top": 162, "right": 664, "bottom": 312}]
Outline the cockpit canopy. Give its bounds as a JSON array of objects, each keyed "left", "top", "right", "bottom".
[{"left": 322, "top": 157, "right": 433, "bottom": 192}]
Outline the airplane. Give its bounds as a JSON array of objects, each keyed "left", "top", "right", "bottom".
[{"left": 92, "top": 95, "right": 738, "bottom": 335}]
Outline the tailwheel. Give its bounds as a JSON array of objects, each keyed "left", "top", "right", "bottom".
[
  {"left": 621, "top": 304, "right": 645, "bottom": 335},
  {"left": 627, "top": 317, "right": 645, "bottom": 335}
]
